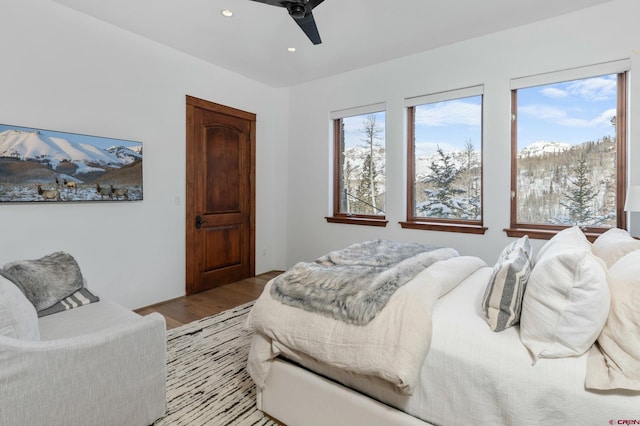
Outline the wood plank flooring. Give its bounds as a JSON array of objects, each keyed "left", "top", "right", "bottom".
[{"left": 135, "top": 270, "right": 283, "bottom": 330}]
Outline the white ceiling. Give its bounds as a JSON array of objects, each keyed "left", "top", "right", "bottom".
[{"left": 52, "top": 0, "right": 614, "bottom": 88}]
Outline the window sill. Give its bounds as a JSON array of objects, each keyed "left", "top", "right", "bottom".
[
  {"left": 399, "top": 221, "right": 487, "bottom": 234},
  {"left": 325, "top": 216, "right": 388, "bottom": 227},
  {"left": 504, "top": 227, "right": 602, "bottom": 242}
]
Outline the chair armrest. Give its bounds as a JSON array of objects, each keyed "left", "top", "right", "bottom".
[{"left": 0, "top": 313, "right": 167, "bottom": 426}]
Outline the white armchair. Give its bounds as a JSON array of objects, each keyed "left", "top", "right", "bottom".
[{"left": 0, "top": 275, "right": 167, "bottom": 426}]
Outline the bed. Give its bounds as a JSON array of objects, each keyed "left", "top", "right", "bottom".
[{"left": 246, "top": 230, "right": 640, "bottom": 425}]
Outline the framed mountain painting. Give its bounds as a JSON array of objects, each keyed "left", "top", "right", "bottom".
[{"left": 0, "top": 123, "right": 143, "bottom": 202}]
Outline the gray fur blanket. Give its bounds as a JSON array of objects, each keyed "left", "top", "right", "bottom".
[{"left": 270, "top": 240, "right": 458, "bottom": 325}]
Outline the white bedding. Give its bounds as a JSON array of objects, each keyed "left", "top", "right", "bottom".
[
  {"left": 247, "top": 256, "right": 486, "bottom": 394},
  {"left": 272, "top": 267, "right": 640, "bottom": 425}
]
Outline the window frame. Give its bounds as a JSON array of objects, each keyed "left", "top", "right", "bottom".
[
  {"left": 326, "top": 104, "right": 388, "bottom": 227},
  {"left": 505, "top": 62, "right": 628, "bottom": 241},
  {"left": 400, "top": 86, "right": 487, "bottom": 234}
]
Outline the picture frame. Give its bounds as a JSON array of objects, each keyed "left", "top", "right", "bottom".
[{"left": 0, "top": 123, "right": 143, "bottom": 203}]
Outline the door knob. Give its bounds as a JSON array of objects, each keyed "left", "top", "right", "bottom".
[{"left": 195, "top": 215, "right": 207, "bottom": 229}]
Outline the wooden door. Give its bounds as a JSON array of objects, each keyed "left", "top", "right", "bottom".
[{"left": 185, "top": 96, "right": 255, "bottom": 295}]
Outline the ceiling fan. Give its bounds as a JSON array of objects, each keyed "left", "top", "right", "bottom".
[{"left": 249, "top": 0, "right": 325, "bottom": 45}]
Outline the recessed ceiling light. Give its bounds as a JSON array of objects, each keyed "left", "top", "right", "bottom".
[
  {"left": 221, "top": 9, "right": 233, "bottom": 17},
  {"left": 288, "top": 47, "right": 296, "bottom": 52}
]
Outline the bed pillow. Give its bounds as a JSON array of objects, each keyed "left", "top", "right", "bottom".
[
  {"left": 586, "top": 249, "right": 640, "bottom": 390},
  {"left": 520, "top": 227, "right": 609, "bottom": 363},
  {"left": 592, "top": 227, "right": 640, "bottom": 268},
  {"left": 482, "top": 236, "right": 533, "bottom": 332},
  {"left": 535, "top": 225, "right": 591, "bottom": 262},
  {"left": 0, "top": 275, "right": 40, "bottom": 340}
]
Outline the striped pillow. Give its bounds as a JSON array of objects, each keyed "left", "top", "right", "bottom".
[
  {"left": 482, "top": 236, "right": 533, "bottom": 332},
  {"left": 37, "top": 288, "right": 99, "bottom": 317}
]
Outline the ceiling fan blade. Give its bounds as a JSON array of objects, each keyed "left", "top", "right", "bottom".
[
  {"left": 248, "top": 0, "right": 325, "bottom": 45},
  {"left": 249, "top": 0, "right": 324, "bottom": 9},
  {"left": 248, "top": 0, "right": 279, "bottom": 6},
  {"left": 307, "top": 0, "right": 325, "bottom": 9},
  {"left": 293, "top": 11, "right": 322, "bottom": 45}
]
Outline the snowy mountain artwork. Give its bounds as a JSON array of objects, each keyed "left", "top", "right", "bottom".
[{"left": 0, "top": 123, "right": 142, "bottom": 202}]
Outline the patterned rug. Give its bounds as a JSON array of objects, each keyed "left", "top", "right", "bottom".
[{"left": 153, "top": 302, "right": 276, "bottom": 426}]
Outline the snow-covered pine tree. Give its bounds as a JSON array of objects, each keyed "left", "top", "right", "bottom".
[
  {"left": 559, "top": 154, "right": 599, "bottom": 226},
  {"left": 419, "top": 146, "right": 465, "bottom": 218},
  {"left": 353, "top": 153, "right": 381, "bottom": 214}
]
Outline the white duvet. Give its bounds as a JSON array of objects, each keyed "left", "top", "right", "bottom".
[
  {"left": 246, "top": 255, "right": 486, "bottom": 394},
  {"left": 253, "top": 266, "right": 640, "bottom": 425}
]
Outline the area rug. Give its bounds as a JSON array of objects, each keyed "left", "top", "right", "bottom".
[{"left": 153, "top": 302, "right": 276, "bottom": 426}]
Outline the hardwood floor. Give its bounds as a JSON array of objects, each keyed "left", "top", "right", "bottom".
[{"left": 135, "top": 270, "right": 283, "bottom": 330}]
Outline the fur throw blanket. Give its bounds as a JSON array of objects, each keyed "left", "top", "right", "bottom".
[{"left": 271, "top": 240, "right": 458, "bottom": 325}]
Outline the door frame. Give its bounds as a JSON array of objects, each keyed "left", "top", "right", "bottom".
[{"left": 185, "top": 95, "right": 256, "bottom": 294}]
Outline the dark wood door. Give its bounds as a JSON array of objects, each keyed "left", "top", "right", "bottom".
[{"left": 186, "top": 96, "right": 255, "bottom": 295}]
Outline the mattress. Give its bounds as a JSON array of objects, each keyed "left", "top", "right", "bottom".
[{"left": 273, "top": 266, "right": 639, "bottom": 425}]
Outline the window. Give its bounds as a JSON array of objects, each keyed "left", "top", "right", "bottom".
[
  {"left": 507, "top": 61, "right": 628, "bottom": 240},
  {"left": 401, "top": 86, "right": 486, "bottom": 234},
  {"left": 327, "top": 104, "right": 387, "bottom": 226}
]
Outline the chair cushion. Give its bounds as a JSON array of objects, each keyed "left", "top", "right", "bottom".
[
  {"left": 38, "top": 300, "right": 140, "bottom": 340},
  {"left": 0, "top": 275, "right": 40, "bottom": 340}
]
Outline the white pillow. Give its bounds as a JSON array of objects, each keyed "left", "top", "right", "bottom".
[
  {"left": 592, "top": 227, "right": 640, "bottom": 268},
  {"left": 520, "top": 227, "right": 609, "bottom": 363},
  {"left": 482, "top": 236, "right": 533, "bottom": 332},
  {"left": 0, "top": 275, "right": 40, "bottom": 340},
  {"left": 586, "top": 249, "right": 640, "bottom": 390},
  {"left": 535, "top": 225, "right": 591, "bottom": 263}
]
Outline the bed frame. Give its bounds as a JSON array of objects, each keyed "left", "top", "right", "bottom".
[{"left": 257, "top": 358, "right": 430, "bottom": 426}]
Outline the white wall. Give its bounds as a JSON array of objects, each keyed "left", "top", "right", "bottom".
[
  {"left": 0, "top": 0, "right": 289, "bottom": 309},
  {"left": 285, "top": 0, "right": 640, "bottom": 266},
  {"left": 2, "top": 0, "right": 638, "bottom": 309}
]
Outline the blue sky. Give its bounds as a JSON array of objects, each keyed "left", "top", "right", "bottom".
[
  {"left": 516, "top": 74, "right": 617, "bottom": 150},
  {"left": 342, "top": 112, "right": 386, "bottom": 150},
  {"left": 0, "top": 123, "right": 141, "bottom": 150},
  {"left": 342, "top": 73, "right": 617, "bottom": 157},
  {"left": 413, "top": 96, "right": 482, "bottom": 157}
]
